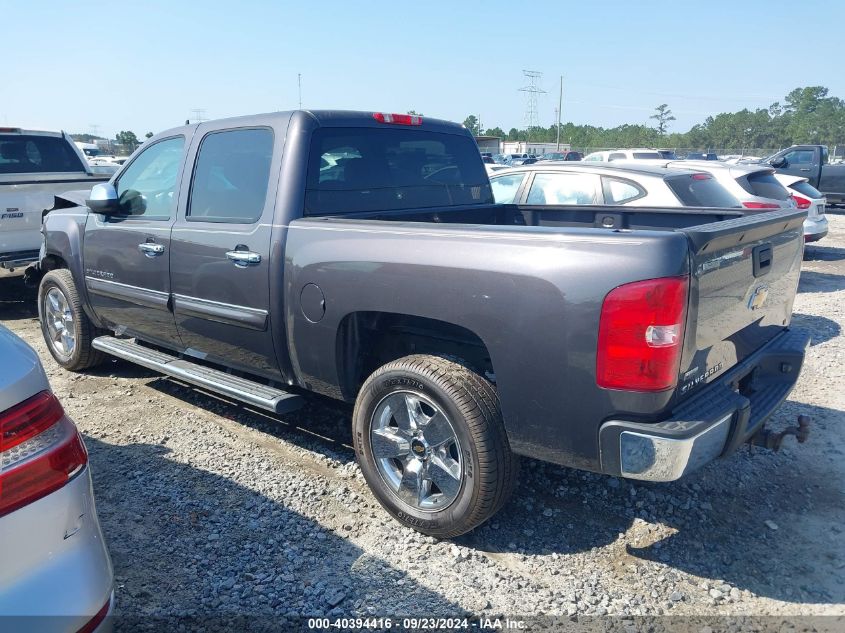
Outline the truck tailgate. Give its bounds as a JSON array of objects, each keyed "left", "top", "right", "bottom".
[{"left": 677, "top": 209, "right": 805, "bottom": 396}]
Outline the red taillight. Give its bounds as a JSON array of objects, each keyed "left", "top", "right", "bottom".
[
  {"left": 742, "top": 201, "right": 780, "bottom": 209},
  {"left": 373, "top": 112, "right": 422, "bottom": 126},
  {"left": 0, "top": 391, "right": 87, "bottom": 517},
  {"left": 792, "top": 195, "right": 811, "bottom": 209},
  {"left": 76, "top": 597, "right": 111, "bottom": 633},
  {"left": 597, "top": 276, "right": 689, "bottom": 392},
  {"left": 691, "top": 173, "right": 711, "bottom": 180}
]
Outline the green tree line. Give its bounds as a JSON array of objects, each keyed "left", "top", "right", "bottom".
[{"left": 476, "top": 87, "right": 845, "bottom": 152}]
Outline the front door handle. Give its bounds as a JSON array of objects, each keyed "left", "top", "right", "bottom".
[
  {"left": 799, "top": 168, "right": 812, "bottom": 172},
  {"left": 225, "top": 249, "right": 262, "bottom": 267},
  {"left": 138, "top": 242, "right": 165, "bottom": 257}
]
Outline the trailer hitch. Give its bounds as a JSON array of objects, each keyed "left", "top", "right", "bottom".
[{"left": 748, "top": 415, "right": 811, "bottom": 451}]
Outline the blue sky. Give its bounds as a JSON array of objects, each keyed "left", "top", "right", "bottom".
[{"left": 5, "top": 1, "right": 844, "bottom": 137}]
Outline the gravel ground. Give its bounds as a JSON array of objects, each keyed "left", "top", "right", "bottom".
[{"left": 1, "top": 214, "right": 843, "bottom": 629}]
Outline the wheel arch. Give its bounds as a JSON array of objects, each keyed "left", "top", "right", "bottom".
[{"left": 335, "top": 311, "right": 496, "bottom": 402}]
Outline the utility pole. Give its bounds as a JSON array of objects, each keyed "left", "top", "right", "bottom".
[
  {"left": 556, "top": 75, "right": 563, "bottom": 151},
  {"left": 298, "top": 73, "right": 302, "bottom": 109},
  {"left": 190, "top": 108, "right": 207, "bottom": 124}
]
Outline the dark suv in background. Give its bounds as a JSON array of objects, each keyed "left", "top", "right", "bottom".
[{"left": 540, "top": 151, "right": 583, "bottom": 161}]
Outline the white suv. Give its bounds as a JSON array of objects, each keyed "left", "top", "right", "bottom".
[{"left": 583, "top": 149, "right": 662, "bottom": 162}]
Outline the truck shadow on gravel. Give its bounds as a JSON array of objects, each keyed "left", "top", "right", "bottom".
[
  {"left": 146, "top": 376, "right": 359, "bottom": 465},
  {"left": 804, "top": 245, "right": 845, "bottom": 262},
  {"left": 460, "top": 400, "right": 844, "bottom": 606},
  {"left": 82, "top": 435, "right": 463, "bottom": 629},
  {"left": 0, "top": 278, "right": 38, "bottom": 320},
  {"left": 798, "top": 271, "right": 845, "bottom": 293},
  {"left": 790, "top": 312, "right": 841, "bottom": 345},
  {"left": 131, "top": 371, "right": 845, "bottom": 607}
]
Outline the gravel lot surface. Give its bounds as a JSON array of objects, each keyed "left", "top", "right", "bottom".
[{"left": 1, "top": 214, "right": 844, "bottom": 629}]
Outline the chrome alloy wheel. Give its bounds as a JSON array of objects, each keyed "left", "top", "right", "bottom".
[
  {"left": 44, "top": 287, "right": 76, "bottom": 357},
  {"left": 369, "top": 391, "right": 463, "bottom": 512}
]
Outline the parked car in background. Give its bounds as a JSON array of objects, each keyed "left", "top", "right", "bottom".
[
  {"left": 653, "top": 161, "right": 796, "bottom": 210},
  {"left": 0, "top": 324, "right": 113, "bottom": 630},
  {"left": 1, "top": 128, "right": 108, "bottom": 279},
  {"left": 758, "top": 145, "right": 845, "bottom": 204},
  {"left": 538, "top": 151, "right": 582, "bottom": 162},
  {"left": 775, "top": 174, "right": 828, "bottom": 242},
  {"left": 504, "top": 153, "right": 538, "bottom": 166},
  {"left": 485, "top": 163, "right": 510, "bottom": 175},
  {"left": 583, "top": 149, "right": 662, "bottom": 162},
  {"left": 657, "top": 149, "right": 678, "bottom": 160},
  {"left": 489, "top": 163, "right": 741, "bottom": 208},
  {"left": 684, "top": 152, "right": 719, "bottom": 161}
]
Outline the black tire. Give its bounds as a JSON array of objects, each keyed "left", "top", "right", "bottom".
[
  {"left": 353, "top": 354, "right": 518, "bottom": 538},
  {"left": 38, "top": 269, "right": 106, "bottom": 371}
]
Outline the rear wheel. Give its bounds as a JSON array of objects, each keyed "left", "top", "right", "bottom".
[
  {"left": 38, "top": 269, "right": 105, "bottom": 371},
  {"left": 353, "top": 355, "right": 518, "bottom": 538}
]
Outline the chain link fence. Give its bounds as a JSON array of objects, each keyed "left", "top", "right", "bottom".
[{"left": 571, "top": 147, "right": 781, "bottom": 159}]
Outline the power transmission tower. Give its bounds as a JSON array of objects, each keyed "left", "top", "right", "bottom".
[
  {"left": 190, "top": 108, "right": 207, "bottom": 124},
  {"left": 89, "top": 124, "right": 100, "bottom": 138},
  {"left": 519, "top": 70, "right": 545, "bottom": 142}
]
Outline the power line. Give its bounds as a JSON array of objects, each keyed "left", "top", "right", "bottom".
[
  {"left": 190, "top": 108, "right": 207, "bottom": 124},
  {"left": 519, "top": 70, "right": 545, "bottom": 141}
]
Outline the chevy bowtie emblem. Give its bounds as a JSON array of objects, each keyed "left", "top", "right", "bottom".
[{"left": 748, "top": 285, "right": 769, "bottom": 310}]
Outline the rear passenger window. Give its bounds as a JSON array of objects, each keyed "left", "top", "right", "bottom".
[
  {"left": 608, "top": 153, "right": 626, "bottom": 161},
  {"left": 188, "top": 128, "right": 273, "bottom": 223},
  {"left": 603, "top": 177, "right": 644, "bottom": 204},
  {"left": 526, "top": 173, "right": 600, "bottom": 205}
]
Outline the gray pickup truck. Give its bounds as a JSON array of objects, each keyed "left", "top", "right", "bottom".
[
  {"left": 762, "top": 144, "right": 845, "bottom": 204},
  {"left": 34, "top": 110, "right": 810, "bottom": 537}
]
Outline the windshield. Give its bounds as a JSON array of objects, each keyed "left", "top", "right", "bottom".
[
  {"left": 305, "top": 128, "right": 493, "bottom": 215},
  {"left": 0, "top": 134, "right": 87, "bottom": 174}
]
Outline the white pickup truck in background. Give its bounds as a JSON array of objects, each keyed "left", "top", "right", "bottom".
[{"left": 0, "top": 128, "right": 108, "bottom": 278}]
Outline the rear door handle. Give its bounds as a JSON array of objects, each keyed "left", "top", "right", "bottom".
[
  {"left": 799, "top": 168, "right": 812, "bottom": 172},
  {"left": 138, "top": 242, "right": 165, "bottom": 257},
  {"left": 225, "top": 249, "right": 262, "bottom": 267}
]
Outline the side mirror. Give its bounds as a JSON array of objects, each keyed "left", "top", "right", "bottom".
[
  {"left": 770, "top": 156, "right": 786, "bottom": 168},
  {"left": 86, "top": 183, "right": 146, "bottom": 216},
  {"left": 86, "top": 183, "right": 121, "bottom": 214}
]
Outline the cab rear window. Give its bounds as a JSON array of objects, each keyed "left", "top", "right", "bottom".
[
  {"left": 0, "top": 135, "right": 87, "bottom": 174},
  {"left": 666, "top": 174, "right": 740, "bottom": 207},
  {"left": 305, "top": 128, "right": 493, "bottom": 215}
]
